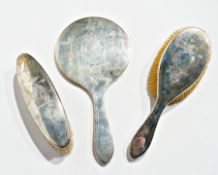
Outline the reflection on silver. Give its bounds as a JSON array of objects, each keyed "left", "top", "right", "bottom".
[
  {"left": 55, "top": 17, "right": 131, "bottom": 165},
  {"left": 16, "top": 53, "right": 72, "bottom": 153}
]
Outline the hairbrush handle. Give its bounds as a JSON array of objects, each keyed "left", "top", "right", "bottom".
[
  {"left": 130, "top": 101, "right": 165, "bottom": 159},
  {"left": 92, "top": 92, "right": 114, "bottom": 165}
]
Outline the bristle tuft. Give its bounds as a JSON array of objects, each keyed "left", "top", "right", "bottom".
[
  {"left": 57, "top": 137, "right": 73, "bottom": 155},
  {"left": 148, "top": 29, "right": 183, "bottom": 100}
]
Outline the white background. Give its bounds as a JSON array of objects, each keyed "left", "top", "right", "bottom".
[{"left": 0, "top": 0, "right": 218, "bottom": 174}]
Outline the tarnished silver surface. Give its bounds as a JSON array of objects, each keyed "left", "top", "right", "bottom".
[
  {"left": 130, "top": 27, "right": 211, "bottom": 159},
  {"left": 158, "top": 28, "right": 210, "bottom": 101},
  {"left": 55, "top": 17, "right": 131, "bottom": 165},
  {"left": 16, "top": 53, "right": 72, "bottom": 151}
]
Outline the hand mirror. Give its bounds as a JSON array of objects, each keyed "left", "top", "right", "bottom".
[{"left": 55, "top": 17, "right": 131, "bottom": 165}]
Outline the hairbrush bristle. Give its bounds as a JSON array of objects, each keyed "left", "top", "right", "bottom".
[
  {"left": 148, "top": 27, "right": 210, "bottom": 105},
  {"left": 56, "top": 136, "right": 73, "bottom": 155}
]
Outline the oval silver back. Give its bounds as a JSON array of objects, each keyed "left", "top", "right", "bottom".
[
  {"left": 158, "top": 27, "right": 211, "bottom": 102},
  {"left": 16, "top": 53, "right": 72, "bottom": 149}
]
